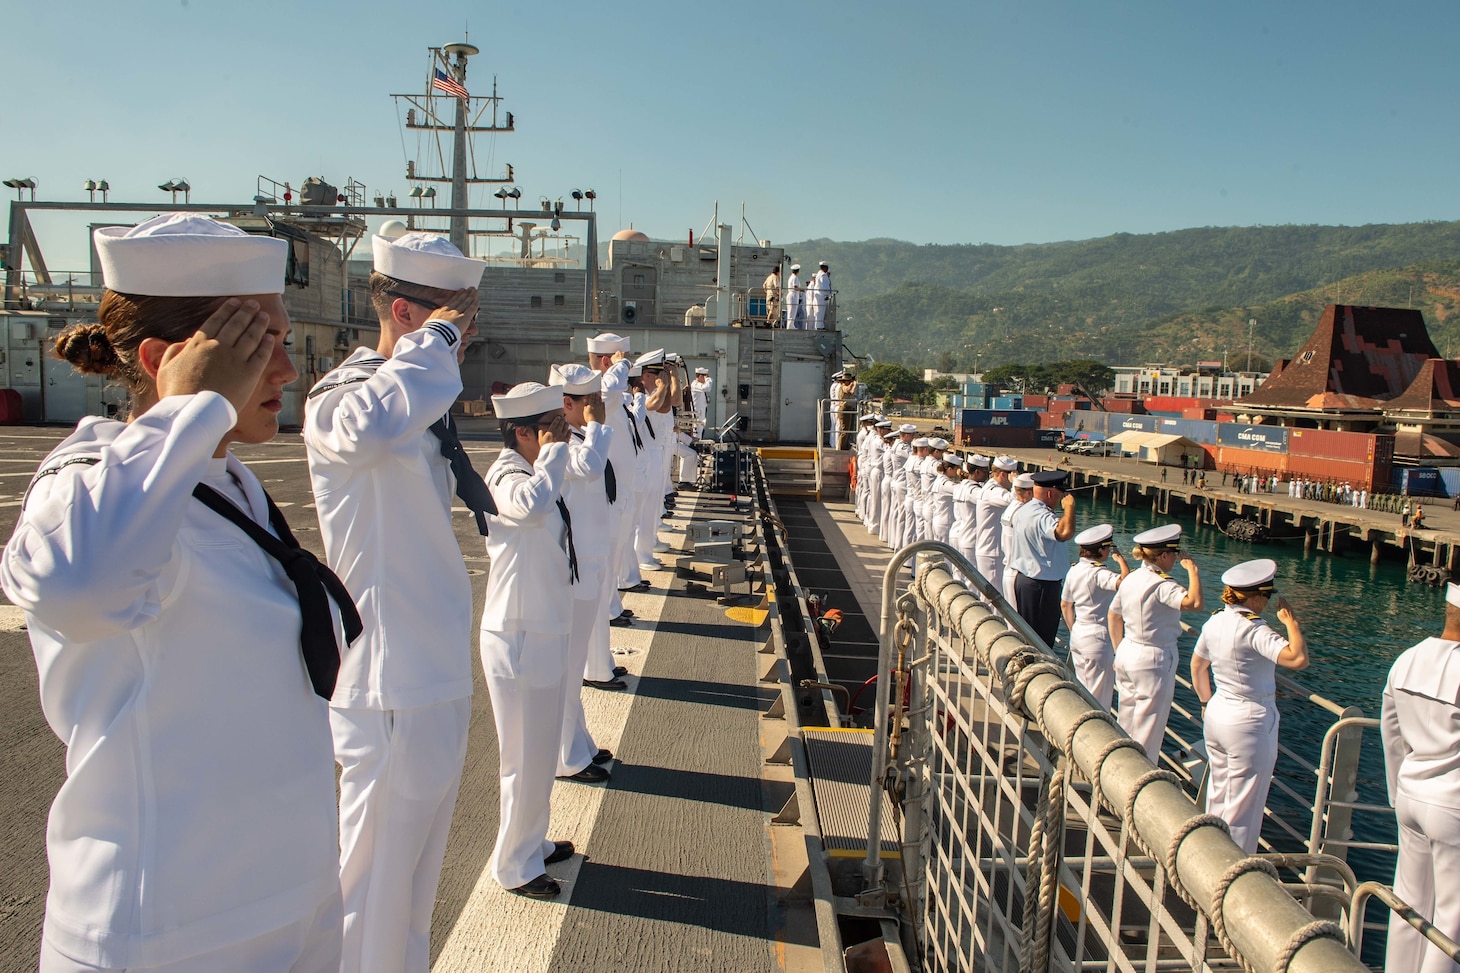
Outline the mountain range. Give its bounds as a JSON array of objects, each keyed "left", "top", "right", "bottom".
[{"left": 782, "top": 222, "right": 1460, "bottom": 371}]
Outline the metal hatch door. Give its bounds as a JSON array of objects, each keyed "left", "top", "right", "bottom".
[
  {"left": 777, "top": 360, "right": 823, "bottom": 443},
  {"left": 41, "top": 341, "right": 88, "bottom": 422}
]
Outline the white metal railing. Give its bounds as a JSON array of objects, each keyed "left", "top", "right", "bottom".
[{"left": 866, "top": 544, "right": 1368, "bottom": 972}]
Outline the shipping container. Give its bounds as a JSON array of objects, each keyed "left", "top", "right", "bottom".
[
  {"left": 1182, "top": 408, "right": 1217, "bottom": 420},
  {"left": 992, "top": 395, "right": 1024, "bottom": 410},
  {"left": 955, "top": 425, "right": 1041, "bottom": 449},
  {"left": 1215, "top": 446, "right": 1289, "bottom": 475},
  {"left": 1064, "top": 410, "right": 1110, "bottom": 435},
  {"left": 1039, "top": 411, "right": 1067, "bottom": 428},
  {"left": 1392, "top": 468, "right": 1444, "bottom": 496},
  {"left": 1035, "top": 428, "right": 1062, "bottom": 446},
  {"left": 1101, "top": 398, "right": 1142, "bottom": 414},
  {"left": 962, "top": 382, "right": 988, "bottom": 397},
  {"left": 1285, "top": 453, "right": 1386, "bottom": 492},
  {"left": 1439, "top": 469, "right": 1460, "bottom": 498},
  {"left": 1286, "top": 428, "right": 1382, "bottom": 462},
  {"left": 1048, "top": 400, "right": 1078, "bottom": 416},
  {"left": 1023, "top": 394, "right": 1050, "bottom": 410},
  {"left": 1216, "top": 423, "right": 1288, "bottom": 453},
  {"left": 959, "top": 409, "right": 1040, "bottom": 428},
  {"left": 1153, "top": 417, "right": 1219, "bottom": 445},
  {"left": 1110, "top": 414, "right": 1159, "bottom": 434}
]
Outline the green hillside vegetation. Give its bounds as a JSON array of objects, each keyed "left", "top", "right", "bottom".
[{"left": 782, "top": 222, "right": 1460, "bottom": 370}]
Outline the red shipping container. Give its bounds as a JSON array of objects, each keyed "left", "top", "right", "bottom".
[
  {"left": 1182, "top": 407, "right": 1217, "bottom": 420},
  {"left": 1286, "top": 428, "right": 1387, "bottom": 463},
  {"left": 1144, "top": 396, "right": 1203, "bottom": 413},
  {"left": 1283, "top": 452, "right": 1385, "bottom": 492},
  {"left": 1023, "top": 394, "right": 1051, "bottom": 410},
  {"left": 1216, "top": 446, "right": 1288, "bottom": 476}
]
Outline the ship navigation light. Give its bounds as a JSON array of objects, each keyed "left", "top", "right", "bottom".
[
  {"left": 158, "top": 179, "right": 191, "bottom": 203},
  {"left": 583, "top": 188, "right": 596, "bottom": 212},
  {"left": 4, "top": 177, "right": 38, "bottom": 201},
  {"left": 83, "top": 179, "right": 110, "bottom": 203}
]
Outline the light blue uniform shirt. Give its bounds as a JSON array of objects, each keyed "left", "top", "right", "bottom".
[{"left": 1008, "top": 498, "right": 1070, "bottom": 581}]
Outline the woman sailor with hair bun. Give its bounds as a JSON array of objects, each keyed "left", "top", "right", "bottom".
[
  {"left": 1191, "top": 558, "right": 1308, "bottom": 853},
  {"left": 1, "top": 215, "right": 360, "bottom": 973}
]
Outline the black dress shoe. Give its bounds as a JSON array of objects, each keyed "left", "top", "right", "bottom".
[
  {"left": 583, "top": 677, "right": 628, "bottom": 691},
  {"left": 509, "top": 874, "right": 561, "bottom": 899},
  {"left": 612, "top": 665, "right": 628, "bottom": 677},
  {"left": 591, "top": 748, "right": 613, "bottom": 765},
  {"left": 545, "top": 840, "right": 575, "bottom": 864},
  {"left": 618, "top": 609, "right": 635, "bottom": 619},
  {"left": 557, "top": 763, "right": 611, "bottom": 783},
  {"left": 634, "top": 580, "right": 651, "bottom": 589},
  {"left": 609, "top": 615, "right": 633, "bottom": 627}
]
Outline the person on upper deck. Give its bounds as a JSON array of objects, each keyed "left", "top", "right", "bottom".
[
  {"left": 1110, "top": 524, "right": 1203, "bottom": 764},
  {"left": 1191, "top": 558, "right": 1308, "bottom": 854},
  {"left": 785, "top": 264, "right": 805, "bottom": 330},
  {"left": 1382, "top": 582, "right": 1460, "bottom": 973},
  {"left": 808, "top": 260, "right": 832, "bottom": 330},
  {"left": 3, "top": 215, "right": 360, "bottom": 973}
]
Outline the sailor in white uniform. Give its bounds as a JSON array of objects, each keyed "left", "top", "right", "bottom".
[
  {"left": 1382, "top": 583, "right": 1460, "bottom": 973},
  {"left": 866, "top": 418, "right": 890, "bottom": 533},
  {"left": 930, "top": 454, "right": 961, "bottom": 542},
  {"left": 632, "top": 350, "right": 673, "bottom": 571},
  {"left": 921, "top": 439, "right": 947, "bottom": 539},
  {"left": 689, "top": 366, "right": 713, "bottom": 439},
  {"left": 585, "top": 333, "right": 640, "bottom": 626},
  {"left": 1060, "top": 525, "right": 1130, "bottom": 709},
  {"left": 875, "top": 427, "right": 896, "bottom": 540},
  {"left": 854, "top": 413, "right": 875, "bottom": 522},
  {"left": 973, "top": 456, "right": 1014, "bottom": 592},
  {"left": 949, "top": 454, "right": 984, "bottom": 570},
  {"left": 304, "top": 232, "right": 483, "bottom": 973},
  {"left": 549, "top": 364, "right": 620, "bottom": 773},
  {"left": 884, "top": 425, "right": 915, "bottom": 547},
  {"left": 3, "top": 215, "right": 357, "bottom": 973},
  {"left": 905, "top": 438, "right": 930, "bottom": 545},
  {"left": 1110, "top": 524, "right": 1203, "bottom": 763},
  {"left": 481, "top": 382, "right": 579, "bottom": 899},
  {"left": 1191, "top": 558, "right": 1308, "bottom": 853},
  {"left": 1000, "top": 473, "right": 1034, "bottom": 606},
  {"left": 786, "top": 263, "right": 806, "bottom": 329},
  {"left": 807, "top": 260, "right": 831, "bottom": 330}
]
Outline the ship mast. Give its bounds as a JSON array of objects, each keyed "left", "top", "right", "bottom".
[{"left": 444, "top": 41, "right": 476, "bottom": 252}]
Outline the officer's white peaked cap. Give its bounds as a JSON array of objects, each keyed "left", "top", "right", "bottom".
[
  {"left": 875, "top": 419, "right": 893, "bottom": 428},
  {"left": 1074, "top": 524, "right": 1114, "bottom": 547},
  {"left": 1133, "top": 524, "right": 1183, "bottom": 548},
  {"left": 1221, "top": 558, "right": 1277, "bottom": 589},
  {"left": 549, "top": 363, "right": 601, "bottom": 395},
  {"left": 372, "top": 231, "right": 484, "bottom": 291},
  {"left": 493, "top": 381, "right": 566, "bottom": 419},
  {"left": 634, "top": 348, "right": 666, "bottom": 369},
  {"left": 95, "top": 214, "right": 287, "bottom": 297},
  {"left": 587, "top": 332, "right": 630, "bottom": 354}
]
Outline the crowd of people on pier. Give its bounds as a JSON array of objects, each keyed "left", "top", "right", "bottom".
[
  {"left": 854, "top": 414, "right": 1460, "bottom": 972},
  {"left": 0, "top": 217, "right": 710, "bottom": 972}
]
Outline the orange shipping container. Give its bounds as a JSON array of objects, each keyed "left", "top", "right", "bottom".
[
  {"left": 1283, "top": 453, "right": 1386, "bottom": 492},
  {"left": 1215, "top": 446, "right": 1288, "bottom": 476},
  {"left": 1286, "top": 428, "right": 1388, "bottom": 463}
]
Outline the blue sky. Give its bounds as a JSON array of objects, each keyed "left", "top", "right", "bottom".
[{"left": 3, "top": 0, "right": 1457, "bottom": 270}]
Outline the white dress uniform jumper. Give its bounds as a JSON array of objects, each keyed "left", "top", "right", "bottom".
[
  {"left": 1383, "top": 627, "right": 1460, "bottom": 973},
  {"left": 480, "top": 398, "right": 576, "bottom": 891},
  {"left": 304, "top": 320, "right": 477, "bottom": 973},
  {"left": 1112, "top": 562, "right": 1189, "bottom": 763},
  {"left": 1194, "top": 604, "right": 1291, "bottom": 853},
  {"left": 4, "top": 395, "right": 347, "bottom": 972}
]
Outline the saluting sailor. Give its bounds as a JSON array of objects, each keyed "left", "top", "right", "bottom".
[
  {"left": 1060, "top": 524, "right": 1130, "bottom": 709},
  {"left": 1110, "top": 524, "right": 1203, "bottom": 763},
  {"left": 585, "top": 333, "right": 641, "bottom": 631},
  {"left": 304, "top": 230, "right": 483, "bottom": 973},
  {"left": 930, "top": 453, "right": 962, "bottom": 543},
  {"left": 808, "top": 260, "right": 832, "bottom": 330},
  {"left": 689, "top": 365, "right": 713, "bottom": 439},
  {"left": 631, "top": 350, "right": 673, "bottom": 573},
  {"left": 3, "top": 215, "right": 359, "bottom": 972},
  {"left": 786, "top": 263, "right": 806, "bottom": 329},
  {"left": 973, "top": 455, "right": 1014, "bottom": 591},
  {"left": 549, "top": 363, "right": 622, "bottom": 774},
  {"left": 481, "top": 382, "right": 580, "bottom": 899},
  {"left": 1191, "top": 558, "right": 1308, "bottom": 853},
  {"left": 1000, "top": 472, "right": 1034, "bottom": 606},
  {"left": 949, "top": 454, "right": 984, "bottom": 569},
  {"left": 884, "top": 425, "right": 915, "bottom": 546},
  {"left": 1382, "top": 583, "right": 1460, "bottom": 973},
  {"left": 1009, "top": 469, "right": 1077, "bottom": 648},
  {"left": 905, "top": 438, "right": 930, "bottom": 544}
]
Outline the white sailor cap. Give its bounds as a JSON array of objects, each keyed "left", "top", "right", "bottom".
[
  {"left": 831, "top": 370, "right": 846, "bottom": 380},
  {"left": 929, "top": 437, "right": 949, "bottom": 450},
  {"left": 587, "top": 332, "right": 631, "bottom": 354},
  {"left": 635, "top": 348, "right": 666, "bottom": 369},
  {"left": 883, "top": 431, "right": 898, "bottom": 440},
  {"left": 95, "top": 214, "right": 288, "bottom": 297},
  {"left": 492, "top": 381, "right": 566, "bottom": 419},
  {"left": 1449, "top": 582, "right": 1460, "bottom": 609},
  {"left": 912, "top": 437, "right": 931, "bottom": 448},
  {"left": 789, "top": 263, "right": 801, "bottom": 271},
  {"left": 898, "top": 423, "right": 918, "bottom": 434},
  {"left": 859, "top": 413, "right": 877, "bottom": 423},
  {"left": 372, "top": 231, "right": 484, "bottom": 291},
  {"left": 875, "top": 419, "right": 893, "bottom": 428},
  {"left": 695, "top": 366, "right": 709, "bottom": 375},
  {"left": 549, "top": 363, "right": 601, "bottom": 395},
  {"left": 1012, "top": 473, "right": 1036, "bottom": 489},
  {"left": 970, "top": 454, "right": 992, "bottom": 468},
  {"left": 1221, "top": 558, "right": 1277, "bottom": 590},
  {"left": 1132, "top": 524, "right": 1183, "bottom": 549},
  {"left": 943, "top": 454, "right": 965, "bottom": 467},
  {"left": 1074, "top": 524, "right": 1115, "bottom": 547},
  {"left": 818, "top": 260, "right": 829, "bottom": 268},
  {"left": 993, "top": 455, "right": 1019, "bottom": 471}
]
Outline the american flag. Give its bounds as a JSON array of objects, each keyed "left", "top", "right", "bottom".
[{"left": 432, "top": 68, "right": 468, "bottom": 99}]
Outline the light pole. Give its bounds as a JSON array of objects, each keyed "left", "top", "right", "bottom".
[{"left": 1246, "top": 318, "right": 1256, "bottom": 372}]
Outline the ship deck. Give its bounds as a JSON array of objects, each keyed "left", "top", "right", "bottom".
[{"left": 0, "top": 424, "right": 821, "bottom": 973}]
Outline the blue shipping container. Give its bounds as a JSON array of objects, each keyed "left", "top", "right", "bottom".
[
  {"left": 992, "top": 395, "right": 1024, "bottom": 410},
  {"left": 1393, "top": 468, "right": 1443, "bottom": 496},
  {"left": 1065, "top": 410, "right": 1110, "bottom": 435},
  {"left": 1215, "top": 423, "right": 1288, "bottom": 453},
  {"left": 1154, "top": 417, "right": 1218, "bottom": 445},
  {"left": 1439, "top": 469, "right": 1460, "bottom": 499},
  {"left": 960, "top": 409, "right": 1040, "bottom": 428},
  {"left": 1110, "top": 414, "right": 1159, "bottom": 434}
]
